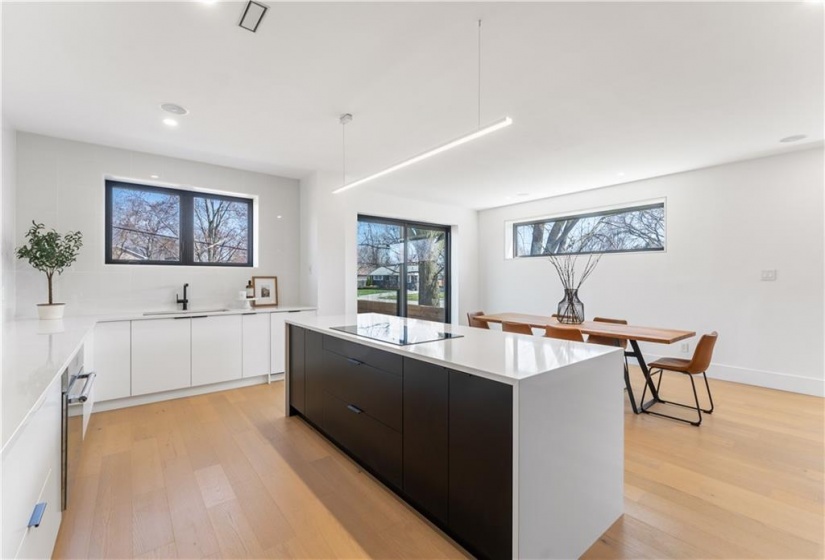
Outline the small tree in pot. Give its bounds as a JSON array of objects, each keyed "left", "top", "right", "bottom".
[{"left": 16, "top": 221, "right": 83, "bottom": 319}]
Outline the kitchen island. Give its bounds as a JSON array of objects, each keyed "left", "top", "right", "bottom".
[{"left": 285, "top": 313, "right": 624, "bottom": 560}]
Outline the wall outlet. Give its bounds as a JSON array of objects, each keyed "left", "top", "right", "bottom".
[
  {"left": 760, "top": 269, "right": 777, "bottom": 281},
  {"left": 680, "top": 342, "right": 690, "bottom": 353}
]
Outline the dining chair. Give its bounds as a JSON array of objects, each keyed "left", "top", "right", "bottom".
[
  {"left": 641, "top": 332, "right": 718, "bottom": 426},
  {"left": 587, "top": 317, "right": 631, "bottom": 375},
  {"left": 502, "top": 321, "right": 534, "bottom": 335},
  {"left": 467, "top": 311, "right": 490, "bottom": 329},
  {"left": 544, "top": 324, "right": 584, "bottom": 342}
]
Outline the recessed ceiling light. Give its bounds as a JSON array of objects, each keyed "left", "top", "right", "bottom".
[
  {"left": 163, "top": 118, "right": 179, "bottom": 127},
  {"left": 779, "top": 134, "right": 807, "bottom": 143},
  {"left": 161, "top": 103, "right": 188, "bottom": 115},
  {"left": 276, "top": 215, "right": 282, "bottom": 219},
  {"left": 617, "top": 172, "right": 625, "bottom": 177},
  {"left": 150, "top": 174, "right": 159, "bottom": 179}
]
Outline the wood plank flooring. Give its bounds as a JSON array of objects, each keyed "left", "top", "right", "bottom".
[{"left": 54, "top": 369, "right": 824, "bottom": 559}]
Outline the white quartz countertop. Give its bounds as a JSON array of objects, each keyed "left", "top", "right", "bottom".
[
  {"left": 286, "top": 313, "right": 620, "bottom": 385},
  {"left": 1, "top": 317, "right": 95, "bottom": 452},
  {"left": 1, "top": 304, "right": 316, "bottom": 452},
  {"left": 94, "top": 304, "right": 316, "bottom": 323}
]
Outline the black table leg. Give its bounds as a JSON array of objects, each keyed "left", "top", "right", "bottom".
[
  {"left": 628, "top": 339, "right": 661, "bottom": 413},
  {"left": 623, "top": 356, "right": 639, "bottom": 413}
]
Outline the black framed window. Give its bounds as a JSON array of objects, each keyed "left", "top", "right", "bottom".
[
  {"left": 105, "top": 180, "right": 253, "bottom": 266},
  {"left": 513, "top": 202, "right": 665, "bottom": 257},
  {"left": 357, "top": 215, "right": 451, "bottom": 323}
]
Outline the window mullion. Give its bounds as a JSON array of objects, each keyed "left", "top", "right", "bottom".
[{"left": 181, "top": 193, "right": 194, "bottom": 265}]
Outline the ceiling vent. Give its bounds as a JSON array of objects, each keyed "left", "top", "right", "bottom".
[{"left": 239, "top": 1, "right": 268, "bottom": 33}]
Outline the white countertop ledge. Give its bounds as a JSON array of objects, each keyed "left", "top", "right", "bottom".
[
  {"left": 285, "top": 313, "right": 621, "bottom": 385},
  {"left": 1, "top": 317, "right": 95, "bottom": 452},
  {"left": 1, "top": 304, "right": 316, "bottom": 452}
]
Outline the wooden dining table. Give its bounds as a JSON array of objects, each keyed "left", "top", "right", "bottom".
[{"left": 475, "top": 313, "right": 695, "bottom": 414}]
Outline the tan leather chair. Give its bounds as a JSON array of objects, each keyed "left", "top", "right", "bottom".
[
  {"left": 544, "top": 324, "right": 584, "bottom": 342},
  {"left": 587, "top": 317, "right": 631, "bottom": 377},
  {"left": 642, "top": 332, "right": 718, "bottom": 426},
  {"left": 502, "top": 321, "right": 534, "bottom": 335},
  {"left": 467, "top": 311, "right": 489, "bottom": 329},
  {"left": 587, "top": 317, "right": 628, "bottom": 348}
]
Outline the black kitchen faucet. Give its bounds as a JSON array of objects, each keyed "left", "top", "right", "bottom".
[{"left": 176, "top": 283, "right": 189, "bottom": 311}]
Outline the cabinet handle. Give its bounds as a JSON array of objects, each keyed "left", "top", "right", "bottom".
[
  {"left": 68, "top": 372, "right": 96, "bottom": 404},
  {"left": 346, "top": 404, "right": 363, "bottom": 414},
  {"left": 346, "top": 358, "right": 363, "bottom": 366},
  {"left": 28, "top": 502, "right": 47, "bottom": 528},
  {"left": 242, "top": 312, "right": 256, "bottom": 316}
]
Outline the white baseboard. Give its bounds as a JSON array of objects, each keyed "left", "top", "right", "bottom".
[
  {"left": 93, "top": 373, "right": 285, "bottom": 413},
  {"left": 632, "top": 354, "right": 824, "bottom": 397}
]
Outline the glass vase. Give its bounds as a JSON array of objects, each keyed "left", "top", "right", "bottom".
[{"left": 557, "top": 288, "right": 584, "bottom": 324}]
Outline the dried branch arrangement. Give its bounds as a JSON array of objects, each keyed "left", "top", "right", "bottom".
[{"left": 547, "top": 252, "right": 603, "bottom": 291}]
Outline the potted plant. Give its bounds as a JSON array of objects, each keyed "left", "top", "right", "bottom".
[{"left": 16, "top": 221, "right": 83, "bottom": 320}]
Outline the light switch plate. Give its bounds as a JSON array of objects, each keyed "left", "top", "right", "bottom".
[{"left": 761, "top": 269, "right": 777, "bottom": 281}]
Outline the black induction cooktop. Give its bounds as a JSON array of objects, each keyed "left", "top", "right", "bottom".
[{"left": 331, "top": 323, "right": 463, "bottom": 346}]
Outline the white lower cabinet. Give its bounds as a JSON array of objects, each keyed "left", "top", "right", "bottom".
[
  {"left": 242, "top": 313, "right": 270, "bottom": 377},
  {"left": 1, "top": 374, "right": 62, "bottom": 559},
  {"left": 131, "top": 318, "right": 192, "bottom": 396},
  {"left": 93, "top": 321, "right": 131, "bottom": 401},
  {"left": 192, "top": 315, "right": 242, "bottom": 386}
]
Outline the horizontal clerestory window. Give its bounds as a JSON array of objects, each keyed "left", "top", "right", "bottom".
[
  {"left": 513, "top": 202, "right": 665, "bottom": 257},
  {"left": 105, "top": 180, "right": 253, "bottom": 266}
]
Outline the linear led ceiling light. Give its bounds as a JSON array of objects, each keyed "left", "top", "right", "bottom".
[
  {"left": 333, "top": 116, "right": 512, "bottom": 194},
  {"left": 333, "top": 19, "right": 512, "bottom": 195}
]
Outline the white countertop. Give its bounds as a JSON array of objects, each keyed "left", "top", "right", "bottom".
[
  {"left": 1, "top": 304, "right": 316, "bottom": 453},
  {"left": 1, "top": 317, "right": 95, "bottom": 452},
  {"left": 286, "top": 313, "right": 620, "bottom": 385},
  {"left": 95, "top": 304, "right": 316, "bottom": 323}
]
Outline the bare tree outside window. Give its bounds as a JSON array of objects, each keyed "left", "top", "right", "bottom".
[
  {"left": 111, "top": 187, "right": 180, "bottom": 261},
  {"left": 514, "top": 203, "right": 665, "bottom": 257},
  {"left": 194, "top": 197, "right": 249, "bottom": 264}
]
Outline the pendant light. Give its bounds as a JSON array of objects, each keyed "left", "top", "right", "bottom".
[{"left": 333, "top": 19, "right": 512, "bottom": 194}]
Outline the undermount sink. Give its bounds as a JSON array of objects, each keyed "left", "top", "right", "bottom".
[{"left": 142, "top": 308, "right": 231, "bottom": 316}]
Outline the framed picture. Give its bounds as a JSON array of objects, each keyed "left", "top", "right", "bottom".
[{"left": 252, "top": 276, "right": 278, "bottom": 307}]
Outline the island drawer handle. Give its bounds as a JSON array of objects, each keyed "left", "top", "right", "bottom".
[
  {"left": 346, "top": 404, "right": 363, "bottom": 414},
  {"left": 28, "top": 502, "right": 47, "bottom": 528},
  {"left": 346, "top": 358, "right": 363, "bottom": 366}
]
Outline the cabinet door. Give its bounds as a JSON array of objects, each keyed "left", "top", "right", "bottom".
[
  {"left": 1, "top": 375, "right": 61, "bottom": 559},
  {"left": 93, "top": 321, "right": 131, "bottom": 401},
  {"left": 132, "top": 318, "right": 191, "bottom": 396},
  {"left": 192, "top": 315, "right": 242, "bottom": 386},
  {"left": 449, "top": 370, "right": 513, "bottom": 560},
  {"left": 242, "top": 313, "right": 270, "bottom": 378},
  {"left": 288, "top": 325, "right": 306, "bottom": 413},
  {"left": 403, "top": 359, "right": 449, "bottom": 524},
  {"left": 270, "top": 313, "right": 287, "bottom": 374}
]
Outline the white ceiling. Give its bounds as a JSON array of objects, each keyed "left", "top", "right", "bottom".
[{"left": 3, "top": 1, "right": 823, "bottom": 210}]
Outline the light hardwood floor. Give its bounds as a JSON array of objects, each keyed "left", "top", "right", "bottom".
[{"left": 54, "top": 369, "right": 824, "bottom": 559}]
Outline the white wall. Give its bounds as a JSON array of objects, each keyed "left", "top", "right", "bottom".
[
  {"left": 13, "top": 132, "right": 301, "bottom": 317},
  {"left": 1, "top": 126, "right": 15, "bottom": 321},
  {"left": 300, "top": 170, "right": 478, "bottom": 324},
  {"left": 478, "top": 148, "right": 824, "bottom": 396}
]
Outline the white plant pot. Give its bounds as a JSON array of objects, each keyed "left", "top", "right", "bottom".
[{"left": 37, "top": 303, "right": 65, "bottom": 320}]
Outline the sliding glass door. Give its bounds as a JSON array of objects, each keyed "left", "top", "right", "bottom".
[{"left": 357, "top": 215, "right": 450, "bottom": 323}]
